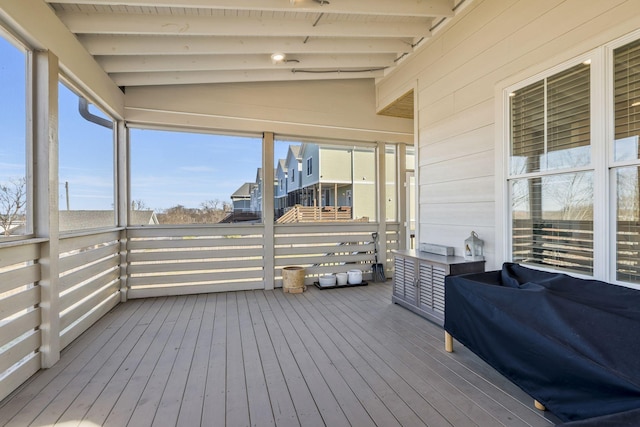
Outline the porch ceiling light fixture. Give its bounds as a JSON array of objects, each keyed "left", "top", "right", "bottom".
[{"left": 271, "top": 52, "right": 286, "bottom": 64}]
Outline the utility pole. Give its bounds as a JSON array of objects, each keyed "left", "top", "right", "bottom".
[{"left": 65, "top": 181, "right": 70, "bottom": 210}]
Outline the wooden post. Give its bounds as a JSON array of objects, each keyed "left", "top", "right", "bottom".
[
  {"left": 445, "top": 331, "right": 454, "bottom": 353},
  {"left": 376, "top": 141, "right": 387, "bottom": 274},
  {"left": 334, "top": 183, "right": 338, "bottom": 220},
  {"left": 116, "top": 122, "right": 129, "bottom": 302},
  {"left": 33, "top": 50, "right": 61, "bottom": 368},
  {"left": 263, "top": 132, "right": 275, "bottom": 290}
]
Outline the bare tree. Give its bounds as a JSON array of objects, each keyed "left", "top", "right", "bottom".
[
  {"left": 131, "top": 199, "right": 148, "bottom": 210},
  {"left": 200, "top": 199, "right": 221, "bottom": 211},
  {"left": 0, "top": 177, "right": 26, "bottom": 236}
]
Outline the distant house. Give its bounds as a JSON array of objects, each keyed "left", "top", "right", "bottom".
[
  {"left": 275, "top": 158, "right": 288, "bottom": 213},
  {"left": 128, "top": 210, "right": 160, "bottom": 227},
  {"left": 230, "top": 182, "right": 255, "bottom": 213},
  {"left": 285, "top": 143, "right": 375, "bottom": 220},
  {"left": 299, "top": 143, "right": 354, "bottom": 209},
  {"left": 284, "top": 145, "right": 302, "bottom": 205}
]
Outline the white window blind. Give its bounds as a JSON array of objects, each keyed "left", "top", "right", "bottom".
[
  {"left": 510, "top": 63, "right": 591, "bottom": 174},
  {"left": 614, "top": 38, "right": 640, "bottom": 283},
  {"left": 509, "top": 62, "right": 593, "bottom": 275}
]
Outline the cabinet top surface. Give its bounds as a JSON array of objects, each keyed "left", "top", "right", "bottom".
[{"left": 392, "top": 249, "right": 485, "bottom": 265}]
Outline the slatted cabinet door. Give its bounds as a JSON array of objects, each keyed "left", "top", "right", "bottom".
[
  {"left": 393, "top": 255, "right": 417, "bottom": 305},
  {"left": 418, "top": 264, "right": 447, "bottom": 319}
]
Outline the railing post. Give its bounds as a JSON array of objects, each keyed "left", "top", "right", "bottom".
[
  {"left": 263, "top": 132, "right": 275, "bottom": 290},
  {"left": 33, "top": 50, "right": 61, "bottom": 368},
  {"left": 377, "top": 142, "right": 387, "bottom": 274},
  {"left": 116, "top": 122, "right": 128, "bottom": 301}
]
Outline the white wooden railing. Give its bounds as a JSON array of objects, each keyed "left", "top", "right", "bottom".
[
  {"left": 58, "top": 230, "right": 122, "bottom": 349},
  {"left": 274, "top": 222, "right": 399, "bottom": 285},
  {"left": 127, "top": 225, "right": 265, "bottom": 298},
  {"left": 0, "top": 240, "right": 42, "bottom": 402},
  {"left": 0, "top": 221, "right": 400, "bottom": 401}
]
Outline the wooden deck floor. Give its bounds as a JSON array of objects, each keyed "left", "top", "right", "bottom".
[{"left": 0, "top": 283, "right": 560, "bottom": 427}]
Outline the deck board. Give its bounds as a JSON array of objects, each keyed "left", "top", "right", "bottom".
[{"left": 0, "top": 283, "right": 560, "bottom": 427}]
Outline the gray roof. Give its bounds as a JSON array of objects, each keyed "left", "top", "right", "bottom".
[
  {"left": 231, "top": 182, "right": 255, "bottom": 199},
  {"left": 289, "top": 145, "right": 301, "bottom": 159},
  {"left": 59, "top": 210, "right": 158, "bottom": 231}
]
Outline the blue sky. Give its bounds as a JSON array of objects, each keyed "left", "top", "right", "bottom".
[{"left": 1, "top": 36, "right": 292, "bottom": 212}]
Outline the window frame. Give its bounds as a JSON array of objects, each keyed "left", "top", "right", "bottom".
[
  {"left": 306, "top": 157, "right": 313, "bottom": 176},
  {"left": 504, "top": 54, "right": 598, "bottom": 277},
  {"left": 57, "top": 75, "right": 117, "bottom": 233},
  {"left": 498, "top": 49, "right": 608, "bottom": 282},
  {"left": 0, "top": 29, "right": 32, "bottom": 242},
  {"left": 128, "top": 125, "right": 264, "bottom": 226},
  {"left": 498, "top": 30, "right": 640, "bottom": 289}
]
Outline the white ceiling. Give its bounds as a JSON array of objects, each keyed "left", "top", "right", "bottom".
[{"left": 45, "top": 0, "right": 463, "bottom": 88}]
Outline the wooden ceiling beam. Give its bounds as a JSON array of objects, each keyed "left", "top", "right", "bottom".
[
  {"left": 47, "top": 0, "right": 455, "bottom": 18},
  {"left": 111, "top": 68, "right": 385, "bottom": 86},
  {"left": 79, "top": 35, "right": 413, "bottom": 56},
  {"left": 57, "top": 11, "right": 431, "bottom": 38},
  {"left": 97, "top": 53, "right": 397, "bottom": 73}
]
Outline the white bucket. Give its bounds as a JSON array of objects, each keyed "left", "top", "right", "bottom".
[
  {"left": 347, "top": 269, "right": 362, "bottom": 285},
  {"left": 336, "top": 272, "right": 348, "bottom": 286}
]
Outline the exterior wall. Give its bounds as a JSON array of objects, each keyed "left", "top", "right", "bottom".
[
  {"left": 275, "top": 163, "right": 287, "bottom": 199},
  {"left": 319, "top": 146, "right": 353, "bottom": 183},
  {"left": 300, "top": 143, "right": 320, "bottom": 188},
  {"left": 385, "top": 149, "right": 397, "bottom": 222},
  {"left": 353, "top": 148, "right": 376, "bottom": 221},
  {"left": 376, "top": 0, "right": 640, "bottom": 270},
  {"left": 285, "top": 149, "right": 301, "bottom": 193}
]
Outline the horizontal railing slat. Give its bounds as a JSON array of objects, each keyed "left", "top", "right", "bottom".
[
  {"left": 0, "top": 329, "right": 40, "bottom": 377},
  {"left": 128, "top": 259, "right": 263, "bottom": 275},
  {"left": 127, "top": 225, "right": 263, "bottom": 238},
  {"left": 275, "top": 234, "right": 373, "bottom": 245},
  {"left": 60, "top": 292, "right": 119, "bottom": 349},
  {"left": 59, "top": 243, "right": 119, "bottom": 273},
  {"left": 0, "top": 244, "right": 39, "bottom": 269},
  {"left": 59, "top": 256, "right": 120, "bottom": 294},
  {"left": 0, "top": 286, "right": 40, "bottom": 321},
  {"left": 0, "top": 308, "right": 40, "bottom": 350},
  {"left": 275, "top": 243, "right": 374, "bottom": 256},
  {"left": 128, "top": 247, "right": 263, "bottom": 262},
  {"left": 59, "top": 270, "right": 120, "bottom": 313},
  {"left": 275, "top": 253, "right": 373, "bottom": 266},
  {"left": 127, "top": 236, "right": 263, "bottom": 250},
  {"left": 0, "top": 264, "right": 41, "bottom": 295},
  {"left": 127, "top": 281, "right": 264, "bottom": 299},
  {"left": 0, "top": 352, "right": 40, "bottom": 402},
  {"left": 128, "top": 270, "right": 263, "bottom": 287},
  {"left": 275, "top": 223, "right": 376, "bottom": 234},
  {"left": 59, "top": 231, "right": 120, "bottom": 254},
  {"left": 60, "top": 282, "right": 120, "bottom": 332}
]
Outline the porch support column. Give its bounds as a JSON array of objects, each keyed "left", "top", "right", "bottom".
[
  {"left": 33, "top": 50, "right": 60, "bottom": 368},
  {"left": 116, "top": 122, "right": 129, "bottom": 301},
  {"left": 397, "top": 143, "right": 407, "bottom": 250},
  {"left": 376, "top": 141, "right": 387, "bottom": 274},
  {"left": 263, "top": 132, "right": 275, "bottom": 290}
]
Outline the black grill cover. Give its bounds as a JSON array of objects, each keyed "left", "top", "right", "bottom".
[{"left": 444, "top": 263, "right": 640, "bottom": 423}]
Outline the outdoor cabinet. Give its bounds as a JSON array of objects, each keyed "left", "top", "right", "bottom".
[{"left": 392, "top": 250, "right": 485, "bottom": 326}]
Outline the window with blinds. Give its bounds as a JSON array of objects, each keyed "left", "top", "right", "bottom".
[
  {"left": 509, "top": 62, "right": 593, "bottom": 274},
  {"left": 614, "top": 38, "right": 640, "bottom": 283},
  {"left": 510, "top": 63, "right": 591, "bottom": 175}
]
